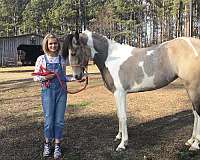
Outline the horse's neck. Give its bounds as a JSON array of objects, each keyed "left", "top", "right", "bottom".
[
  {"left": 92, "top": 39, "right": 119, "bottom": 78},
  {"left": 93, "top": 53, "right": 107, "bottom": 71},
  {"left": 88, "top": 32, "right": 134, "bottom": 72},
  {"left": 92, "top": 38, "right": 131, "bottom": 69},
  {"left": 91, "top": 38, "right": 135, "bottom": 93},
  {"left": 93, "top": 52, "right": 115, "bottom": 92}
]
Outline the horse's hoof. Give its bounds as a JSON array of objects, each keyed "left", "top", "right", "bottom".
[
  {"left": 188, "top": 140, "right": 200, "bottom": 151},
  {"left": 114, "top": 137, "right": 121, "bottom": 142},
  {"left": 185, "top": 141, "right": 192, "bottom": 146},
  {"left": 116, "top": 147, "right": 125, "bottom": 152},
  {"left": 116, "top": 146, "right": 126, "bottom": 152},
  {"left": 189, "top": 146, "right": 199, "bottom": 151},
  {"left": 185, "top": 139, "right": 194, "bottom": 146}
]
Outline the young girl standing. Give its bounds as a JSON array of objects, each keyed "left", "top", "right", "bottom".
[{"left": 34, "top": 33, "right": 67, "bottom": 159}]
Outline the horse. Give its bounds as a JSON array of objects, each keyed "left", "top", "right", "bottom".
[{"left": 61, "top": 30, "right": 200, "bottom": 151}]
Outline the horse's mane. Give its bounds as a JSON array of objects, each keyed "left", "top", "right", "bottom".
[{"left": 61, "top": 33, "right": 74, "bottom": 60}]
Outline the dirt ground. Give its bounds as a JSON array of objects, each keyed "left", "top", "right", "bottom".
[{"left": 1, "top": 66, "right": 200, "bottom": 160}]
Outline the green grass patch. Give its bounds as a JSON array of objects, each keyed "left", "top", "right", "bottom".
[
  {"left": 68, "top": 101, "right": 90, "bottom": 109},
  {"left": 110, "top": 152, "right": 129, "bottom": 160},
  {"left": 63, "top": 153, "right": 81, "bottom": 160},
  {"left": 176, "top": 147, "right": 200, "bottom": 160}
]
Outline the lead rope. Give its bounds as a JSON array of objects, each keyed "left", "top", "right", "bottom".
[
  {"left": 32, "top": 65, "right": 88, "bottom": 94},
  {"left": 67, "top": 60, "right": 89, "bottom": 94},
  {"left": 67, "top": 69, "right": 88, "bottom": 94}
]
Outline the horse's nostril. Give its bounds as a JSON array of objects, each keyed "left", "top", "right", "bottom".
[
  {"left": 75, "top": 75, "right": 82, "bottom": 80},
  {"left": 75, "top": 75, "right": 79, "bottom": 79}
]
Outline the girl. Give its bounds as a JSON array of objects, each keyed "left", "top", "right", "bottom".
[{"left": 34, "top": 33, "right": 67, "bottom": 159}]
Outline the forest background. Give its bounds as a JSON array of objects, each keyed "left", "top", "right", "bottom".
[{"left": 0, "top": 0, "right": 200, "bottom": 47}]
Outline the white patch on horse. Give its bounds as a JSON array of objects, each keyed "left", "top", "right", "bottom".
[
  {"left": 138, "top": 61, "right": 144, "bottom": 67},
  {"left": 146, "top": 50, "right": 154, "bottom": 56},
  {"left": 180, "top": 37, "right": 198, "bottom": 57},
  {"left": 105, "top": 41, "right": 134, "bottom": 90},
  {"left": 188, "top": 110, "right": 200, "bottom": 150},
  {"left": 129, "top": 61, "right": 155, "bottom": 92},
  {"left": 83, "top": 30, "right": 97, "bottom": 58}
]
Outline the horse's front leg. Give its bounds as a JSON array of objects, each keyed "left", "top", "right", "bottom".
[
  {"left": 114, "top": 90, "right": 128, "bottom": 151},
  {"left": 114, "top": 120, "right": 122, "bottom": 141}
]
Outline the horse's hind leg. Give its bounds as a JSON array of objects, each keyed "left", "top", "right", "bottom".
[
  {"left": 188, "top": 111, "right": 200, "bottom": 150},
  {"left": 185, "top": 110, "right": 197, "bottom": 146},
  {"left": 185, "top": 87, "right": 200, "bottom": 150}
]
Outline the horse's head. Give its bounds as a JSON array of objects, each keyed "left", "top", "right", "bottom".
[{"left": 61, "top": 31, "right": 91, "bottom": 80}]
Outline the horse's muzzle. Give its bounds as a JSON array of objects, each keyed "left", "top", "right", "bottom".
[{"left": 75, "top": 73, "right": 83, "bottom": 80}]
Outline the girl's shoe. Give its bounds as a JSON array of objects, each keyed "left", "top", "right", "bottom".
[
  {"left": 43, "top": 142, "right": 51, "bottom": 157},
  {"left": 54, "top": 143, "right": 61, "bottom": 159}
]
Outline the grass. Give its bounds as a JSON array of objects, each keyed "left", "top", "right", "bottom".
[
  {"left": 68, "top": 101, "right": 90, "bottom": 109},
  {"left": 63, "top": 153, "right": 81, "bottom": 160},
  {"left": 177, "top": 147, "right": 200, "bottom": 160}
]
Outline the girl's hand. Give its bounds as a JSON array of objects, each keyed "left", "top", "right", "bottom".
[
  {"left": 45, "top": 73, "right": 55, "bottom": 80},
  {"left": 70, "top": 77, "right": 76, "bottom": 81}
]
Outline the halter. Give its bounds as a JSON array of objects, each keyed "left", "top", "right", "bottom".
[
  {"left": 67, "top": 65, "right": 88, "bottom": 94},
  {"left": 67, "top": 59, "right": 89, "bottom": 94}
]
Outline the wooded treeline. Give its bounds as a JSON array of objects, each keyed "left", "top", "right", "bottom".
[{"left": 0, "top": 0, "right": 200, "bottom": 47}]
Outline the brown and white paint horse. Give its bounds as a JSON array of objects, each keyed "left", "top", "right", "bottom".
[{"left": 62, "top": 30, "right": 200, "bottom": 151}]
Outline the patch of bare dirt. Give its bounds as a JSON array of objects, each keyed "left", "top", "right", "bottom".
[{"left": 0, "top": 66, "right": 199, "bottom": 160}]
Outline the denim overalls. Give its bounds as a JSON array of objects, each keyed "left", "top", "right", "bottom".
[{"left": 41, "top": 54, "right": 67, "bottom": 140}]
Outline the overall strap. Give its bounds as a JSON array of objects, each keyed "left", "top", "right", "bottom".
[
  {"left": 44, "top": 54, "right": 49, "bottom": 66},
  {"left": 41, "top": 55, "right": 50, "bottom": 88},
  {"left": 59, "top": 55, "right": 63, "bottom": 71},
  {"left": 59, "top": 55, "right": 62, "bottom": 65}
]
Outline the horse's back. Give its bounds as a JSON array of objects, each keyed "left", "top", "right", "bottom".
[{"left": 165, "top": 37, "right": 200, "bottom": 83}]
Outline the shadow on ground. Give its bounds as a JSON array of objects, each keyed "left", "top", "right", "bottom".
[{"left": 1, "top": 109, "right": 199, "bottom": 160}]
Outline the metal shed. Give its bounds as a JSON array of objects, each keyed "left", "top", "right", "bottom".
[{"left": 0, "top": 33, "right": 44, "bottom": 67}]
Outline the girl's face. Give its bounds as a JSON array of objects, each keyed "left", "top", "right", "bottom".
[{"left": 47, "top": 38, "right": 59, "bottom": 54}]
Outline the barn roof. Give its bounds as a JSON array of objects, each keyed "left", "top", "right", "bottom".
[{"left": 0, "top": 33, "right": 44, "bottom": 39}]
